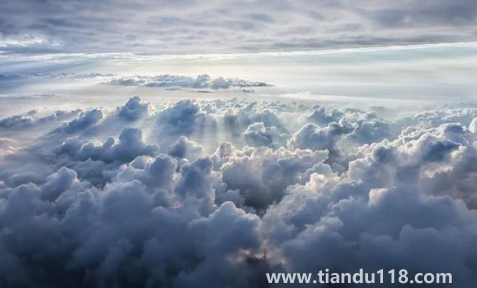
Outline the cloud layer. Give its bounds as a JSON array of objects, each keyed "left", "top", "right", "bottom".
[
  {"left": 1, "top": 96, "right": 477, "bottom": 287},
  {"left": 106, "top": 74, "right": 270, "bottom": 91},
  {"left": 0, "top": 0, "right": 476, "bottom": 54}
]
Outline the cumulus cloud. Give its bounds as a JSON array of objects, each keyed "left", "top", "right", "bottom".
[
  {"left": 154, "top": 100, "right": 216, "bottom": 146},
  {"left": 0, "top": 96, "right": 477, "bottom": 287},
  {"left": 57, "top": 127, "right": 159, "bottom": 163},
  {"left": 242, "top": 122, "right": 287, "bottom": 148},
  {"left": 219, "top": 145, "right": 329, "bottom": 210},
  {"left": 0, "top": 110, "right": 81, "bottom": 131},
  {"left": 0, "top": 114, "right": 34, "bottom": 129},
  {"left": 116, "top": 96, "right": 151, "bottom": 121},
  {"left": 223, "top": 102, "right": 287, "bottom": 139},
  {"left": 58, "top": 109, "right": 103, "bottom": 134},
  {"left": 107, "top": 74, "right": 270, "bottom": 91},
  {"left": 287, "top": 121, "right": 351, "bottom": 162},
  {"left": 167, "top": 136, "right": 203, "bottom": 160}
]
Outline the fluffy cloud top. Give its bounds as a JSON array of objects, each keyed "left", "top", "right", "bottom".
[
  {"left": 116, "top": 96, "right": 151, "bottom": 121},
  {"left": 1, "top": 97, "right": 477, "bottom": 287}
]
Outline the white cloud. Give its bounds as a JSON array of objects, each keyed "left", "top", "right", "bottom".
[{"left": 107, "top": 74, "right": 270, "bottom": 91}]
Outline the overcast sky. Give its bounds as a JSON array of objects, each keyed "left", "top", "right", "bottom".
[{"left": 0, "top": 0, "right": 476, "bottom": 54}]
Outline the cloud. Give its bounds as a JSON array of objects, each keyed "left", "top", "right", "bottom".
[
  {"left": 56, "top": 127, "right": 159, "bottom": 163},
  {"left": 167, "top": 136, "right": 203, "bottom": 160},
  {"left": 0, "top": 72, "right": 113, "bottom": 80},
  {"left": 154, "top": 100, "right": 216, "bottom": 145},
  {"left": 0, "top": 109, "right": 81, "bottom": 140},
  {"left": 218, "top": 145, "right": 329, "bottom": 210},
  {"left": 0, "top": 137, "right": 18, "bottom": 157},
  {"left": 287, "top": 122, "right": 352, "bottom": 162},
  {"left": 223, "top": 102, "right": 287, "bottom": 139},
  {"left": 106, "top": 74, "right": 270, "bottom": 91},
  {"left": 360, "top": 0, "right": 477, "bottom": 28},
  {"left": 0, "top": 114, "right": 34, "bottom": 129},
  {"left": 40, "top": 167, "right": 79, "bottom": 201},
  {"left": 0, "top": 94, "right": 63, "bottom": 100},
  {"left": 113, "top": 155, "right": 177, "bottom": 192},
  {"left": 242, "top": 122, "right": 287, "bottom": 148},
  {"left": 58, "top": 109, "right": 103, "bottom": 134},
  {"left": 1, "top": 0, "right": 476, "bottom": 54},
  {"left": 0, "top": 97, "right": 477, "bottom": 287},
  {"left": 116, "top": 96, "right": 151, "bottom": 121}
]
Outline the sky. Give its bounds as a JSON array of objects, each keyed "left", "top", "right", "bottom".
[
  {"left": 1, "top": 1, "right": 477, "bottom": 288},
  {"left": 1, "top": 42, "right": 477, "bottom": 117},
  {"left": 0, "top": 0, "right": 477, "bottom": 55}
]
